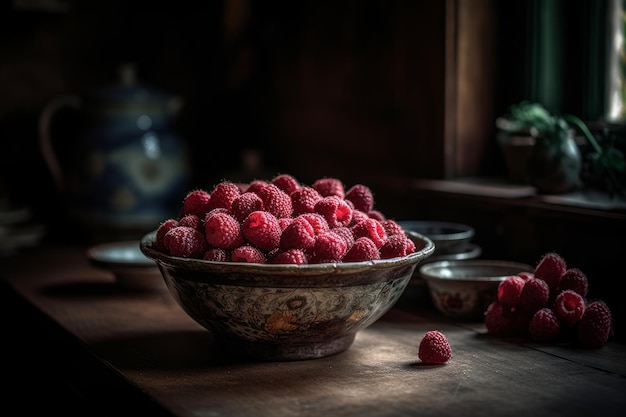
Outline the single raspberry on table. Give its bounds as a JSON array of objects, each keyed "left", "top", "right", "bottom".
[
  {"left": 342, "top": 237, "right": 380, "bottom": 262},
  {"left": 313, "top": 231, "right": 348, "bottom": 262},
  {"left": 577, "top": 300, "right": 613, "bottom": 348},
  {"left": 379, "top": 234, "right": 415, "bottom": 259},
  {"left": 207, "top": 181, "right": 241, "bottom": 212},
  {"left": 345, "top": 184, "right": 374, "bottom": 213},
  {"left": 497, "top": 275, "right": 526, "bottom": 308},
  {"left": 231, "top": 192, "right": 264, "bottom": 222},
  {"left": 231, "top": 245, "right": 267, "bottom": 263},
  {"left": 271, "top": 173, "right": 300, "bottom": 195},
  {"left": 279, "top": 216, "right": 316, "bottom": 252},
  {"left": 534, "top": 252, "right": 567, "bottom": 296},
  {"left": 181, "top": 189, "right": 211, "bottom": 218},
  {"left": 418, "top": 330, "right": 452, "bottom": 364},
  {"left": 270, "top": 248, "right": 308, "bottom": 264},
  {"left": 290, "top": 186, "right": 323, "bottom": 215},
  {"left": 528, "top": 308, "right": 561, "bottom": 342},
  {"left": 242, "top": 210, "right": 282, "bottom": 251},
  {"left": 257, "top": 183, "right": 294, "bottom": 219},
  {"left": 351, "top": 218, "right": 387, "bottom": 248},
  {"left": 553, "top": 289, "right": 585, "bottom": 327},
  {"left": 204, "top": 212, "right": 245, "bottom": 250},
  {"left": 559, "top": 267, "right": 589, "bottom": 298},
  {"left": 314, "top": 195, "right": 353, "bottom": 228},
  {"left": 312, "top": 177, "right": 345, "bottom": 198},
  {"left": 518, "top": 277, "right": 550, "bottom": 314},
  {"left": 203, "top": 247, "right": 229, "bottom": 262},
  {"left": 164, "top": 226, "right": 209, "bottom": 258}
]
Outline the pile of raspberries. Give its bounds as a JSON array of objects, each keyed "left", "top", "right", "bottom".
[
  {"left": 484, "top": 252, "right": 614, "bottom": 348},
  {"left": 151, "top": 174, "right": 417, "bottom": 265}
]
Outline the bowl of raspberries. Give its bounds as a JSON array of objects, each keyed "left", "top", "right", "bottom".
[{"left": 140, "top": 174, "right": 435, "bottom": 360}]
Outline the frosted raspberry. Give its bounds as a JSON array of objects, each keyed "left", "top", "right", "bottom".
[
  {"left": 231, "top": 192, "right": 264, "bottom": 222},
  {"left": 178, "top": 214, "right": 203, "bottom": 231},
  {"left": 271, "top": 173, "right": 300, "bottom": 195},
  {"left": 345, "top": 184, "right": 374, "bottom": 213},
  {"left": 279, "top": 216, "right": 316, "bottom": 251},
  {"left": 204, "top": 212, "right": 245, "bottom": 250},
  {"left": 382, "top": 219, "right": 405, "bottom": 237},
  {"left": 164, "top": 226, "right": 208, "bottom": 258},
  {"left": 331, "top": 226, "right": 355, "bottom": 248},
  {"left": 554, "top": 289, "right": 585, "bottom": 327},
  {"left": 342, "top": 237, "right": 380, "bottom": 262},
  {"left": 314, "top": 195, "right": 353, "bottom": 228},
  {"left": 379, "top": 234, "right": 416, "bottom": 259},
  {"left": 349, "top": 210, "right": 370, "bottom": 227},
  {"left": 577, "top": 301, "right": 612, "bottom": 348},
  {"left": 534, "top": 252, "right": 567, "bottom": 296},
  {"left": 242, "top": 210, "right": 281, "bottom": 251},
  {"left": 154, "top": 218, "right": 179, "bottom": 252},
  {"left": 313, "top": 231, "right": 348, "bottom": 262},
  {"left": 207, "top": 181, "right": 241, "bottom": 211},
  {"left": 290, "top": 186, "right": 323, "bottom": 215},
  {"left": 484, "top": 301, "right": 516, "bottom": 335},
  {"left": 231, "top": 245, "right": 267, "bottom": 264},
  {"left": 351, "top": 218, "right": 387, "bottom": 248},
  {"left": 278, "top": 217, "right": 293, "bottom": 230},
  {"left": 559, "top": 268, "right": 588, "bottom": 298},
  {"left": 497, "top": 275, "right": 525, "bottom": 307},
  {"left": 257, "top": 183, "right": 293, "bottom": 219},
  {"left": 270, "top": 249, "right": 308, "bottom": 264},
  {"left": 418, "top": 330, "right": 452, "bottom": 364},
  {"left": 367, "top": 210, "right": 386, "bottom": 221},
  {"left": 518, "top": 277, "right": 550, "bottom": 314},
  {"left": 312, "top": 177, "right": 345, "bottom": 198},
  {"left": 181, "top": 189, "right": 211, "bottom": 218},
  {"left": 528, "top": 308, "right": 561, "bottom": 342},
  {"left": 203, "top": 247, "right": 229, "bottom": 262},
  {"left": 298, "top": 212, "right": 330, "bottom": 235},
  {"left": 247, "top": 180, "right": 268, "bottom": 194}
]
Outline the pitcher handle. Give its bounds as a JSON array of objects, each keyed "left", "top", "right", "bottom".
[{"left": 38, "top": 95, "right": 81, "bottom": 192}]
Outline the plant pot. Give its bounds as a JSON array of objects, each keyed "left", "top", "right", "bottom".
[{"left": 527, "top": 134, "right": 582, "bottom": 194}]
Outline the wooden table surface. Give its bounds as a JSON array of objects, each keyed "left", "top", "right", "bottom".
[{"left": 2, "top": 244, "right": 625, "bottom": 417}]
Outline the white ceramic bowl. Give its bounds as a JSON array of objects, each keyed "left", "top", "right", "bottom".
[{"left": 419, "top": 259, "right": 533, "bottom": 320}]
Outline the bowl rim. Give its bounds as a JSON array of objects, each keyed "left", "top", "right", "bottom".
[
  {"left": 397, "top": 220, "right": 475, "bottom": 241},
  {"left": 419, "top": 259, "right": 534, "bottom": 283}
]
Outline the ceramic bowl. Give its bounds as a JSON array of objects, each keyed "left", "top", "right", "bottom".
[
  {"left": 140, "top": 230, "right": 435, "bottom": 361},
  {"left": 398, "top": 220, "right": 475, "bottom": 255},
  {"left": 419, "top": 259, "right": 533, "bottom": 320}
]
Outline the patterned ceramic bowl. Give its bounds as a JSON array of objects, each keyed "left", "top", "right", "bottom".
[
  {"left": 419, "top": 259, "right": 533, "bottom": 320},
  {"left": 140, "top": 230, "right": 435, "bottom": 361}
]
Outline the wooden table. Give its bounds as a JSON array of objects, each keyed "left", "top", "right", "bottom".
[{"left": 2, "top": 244, "right": 625, "bottom": 417}]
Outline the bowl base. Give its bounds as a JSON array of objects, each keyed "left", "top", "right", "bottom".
[{"left": 218, "top": 333, "right": 356, "bottom": 361}]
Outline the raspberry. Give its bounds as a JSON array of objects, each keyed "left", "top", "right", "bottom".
[
  {"left": 382, "top": 219, "right": 405, "bottom": 237},
  {"left": 559, "top": 268, "right": 588, "bottom": 298},
  {"left": 164, "top": 226, "right": 208, "bottom": 258},
  {"left": 257, "top": 183, "right": 293, "bottom": 219},
  {"left": 331, "top": 226, "right": 355, "bottom": 248},
  {"left": 418, "top": 330, "right": 452, "bottom": 364},
  {"left": 379, "top": 234, "right": 415, "bottom": 259},
  {"left": 312, "top": 177, "right": 345, "bottom": 198},
  {"left": 181, "top": 189, "right": 211, "bottom": 218},
  {"left": 314, "top": 195, "right": 353, "bottom": 228},
  {"left": 553, "top": 289, "right": 585, "bottom": 327},
  {"left": 279, "top": 216, "right": 316, "bottom": 251},
  {"left": 518, "top": 277, "right": 550, "bottom": 314},
  {"left": 517, "top": 271, "right": 535, "bottom": 281},
  {"left": 577, "top": 301, "right": 612, "bottom": 348},
  {"left": 534, "top": 252, "right": 567, "bottom": 296},
  {"left": 528, "top": 308, "right": 561, "bottom": 342},
  {"left": 313, "top": 231, "right": 348, "bottom": 262},
  {"left": 298, "top": 212, "right": 329, "bottom": 235},
  {"left": 367, "top": 210, "right": 386, "bottom": 221},
  {"left": 231, "top": 245, "right": 267, "bottom": 264},
  {"left": 278, "top": 217, "right": 293, "bottom": 230},
  {"left": 497, "top": 275, "right": 525, "bottom": 307},
  {"left": 204, "top": 212, "right": 245, "bottom": 250},
  {"left": 242, "top": 210, "right": 281, "bottom": 251},
  {"left": 247, "top": 180, "right": 268, "bottom": 194},
  {"left": 348, "top": 209, "right": 369, "bottom": 227},
  {"left": 484, "top": 301, "right": 516, "bottom": 335},
  {"left": 290, "top": 186, "right": 323, "bottom": 215},
  {"left": 154, "top": 218, "right": 179, "bottom": 252},
  {"left": 231, "top": 192, "right": 264, "bottom": 222},
  {"left": 270, "top": 249, "right": 308, "bottom": 264},
  {"left": 207, "top": 181, "right": 241, "bottom": 211},
  {"left": 203, "top": 247, "right": 228, "bottom": 262},
  {"left": 178, "top": 214, "right": 203, "bottom": 231},
  {"left": 351, "top": 218, "right": 387, "bottom": 248},
  {"left": 271, "top": 173, "right": 300, "bottom": 195},
  {"left": 342, "top": 237, "right": 380, "bottom": 262},
  {"left": 345, "top": 184, "right": 374, "bottom": 213}
]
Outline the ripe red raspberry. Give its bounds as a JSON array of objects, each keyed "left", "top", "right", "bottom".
[
  {"left": 231, "top": 192, "right": 264, "bottom": 222},
  {"left": 345, "top": 184, "right": 374, "bottom": 213},
  {"left": 313, "top": 231, "right": 348, "bottom": 262},
  {"left": 418, "top": 330, "right": 452, "bottom": 364},
  {"left": 242, "top": 210, "right": 282, "bottom": 251},
  {"left": 312, "top": 177, "right": 345, "bottom": 198},
  {"left": 559, "top": 268, "right": 588, "bottom": 298},
  {"left": 279, "top": 216, "right": 316, "bottom": 251},
  {"left": 298, "top": 212, "right": 329, "bottom": 235},
  {"left": 247, "top": 180, "right": 268, "bottom": 194},
  {"left": 342, "top": 237, "right": 380, "bottom": 262},
  {"left": 553, "top": 289, "right": 585, "bottom": 327},
  {"left": 331, "top": 226, "right": 355, "bottom": 248},
  {"left": 348, "top": 210, "right": 370, "bottom": 227},
  {"left": 528, "top": 308, "right": 561, "bottom": 342},
  {"left": 270, "top": 248, "right": 308, "bottom": 264},
  {"left": 290, "top": 186, "right": 323, "bottom": 215},
  {"left": 351, "top": 218, "right": 387, "bottom": 248},
  {"left": 207, "top": 181, "right": 241, "bottom": 211},
  {"left": 497, "top": 275, "right": 525, "bottom": 307},
  {"left": 534, "top": 252, "right": 567, "bottom": 296},
  {"left": 379, "top": 234, "right": 415, "bottom": 259},
  {"left": 484, "top": 301, "right": 516, "bottom": 335},
  {"left": 577, "top": 301, "right": 612, "bottom": 348},
  {"left": 231, "top": 245, "right": 267, "bottom": 264},
  {"left": 367, "top": 210, "right": 386, "bottom": 221},
  {"left": 517, "top": 271, "right": 535, "bottom": 281},
  {"left": 381, "top": 219, "right": 405, "bottom": 237},
  {"left": 182, "top": 189, "right": 211, "bottom": 218},
  {"left": 178, "top": 214, "right": 203, "bottom": 231},
  {"left": 203, "top": 247, "right": 228, "bottom": 262},
  {"left": 154, "top": 218, "right": 179, "bottom": 252},
  {"left": 204, "top": 212, "right": 245, "bottom": 250},
  {"left": 257, "top": 183, "right": 293, "bottom": 219},
  {"left": 271, "top": 173, "right": 300, "bottom": 195},
  {"left": 164, "top": 226, "right": 208, "bottom": 258},
  {"left": 314, "top": 195, "right": 353, "bottom": 228},
  {"left": 518, "top": 277, "right": 550, "bottom": 314}
]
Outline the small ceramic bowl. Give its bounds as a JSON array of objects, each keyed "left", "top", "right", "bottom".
[
  {"left": 419, "top": 259, "right": 533, "bottom": 320},
  {"left": 398, "top": 220, "right": 475, "bottom": 255},
  {"left": 140, "top": 230, "right": 435, "bottom": 361}
]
